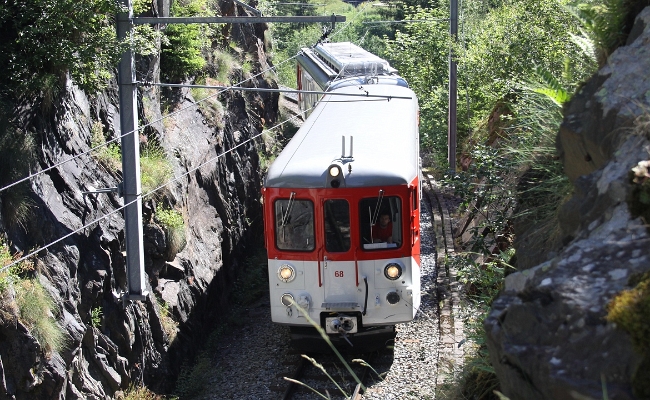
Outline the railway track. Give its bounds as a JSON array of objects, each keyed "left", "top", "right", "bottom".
[{"left": 279, "top": 347, "right": 394, "bottom": 400}]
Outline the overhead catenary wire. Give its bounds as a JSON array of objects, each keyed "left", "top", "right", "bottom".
[
  {"left": 362, "top": 18, "right": 449, "bottom": 24},
  {"left": 143, "top": 83, "right": 412, "bottom": 100},
  {"left": 0, "top": 106, "right": 311, "bottom": 274}
]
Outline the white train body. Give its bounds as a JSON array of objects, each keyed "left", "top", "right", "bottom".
[{"left": 263, "top": 43, "right": 421, "bottom": 344}]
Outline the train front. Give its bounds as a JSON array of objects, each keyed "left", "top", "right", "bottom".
[{"left": 263, "top": 84, "right": 421, "bottom": 350}]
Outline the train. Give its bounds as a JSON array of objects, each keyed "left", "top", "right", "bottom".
[{"left": 263, "top": 42, "right": 421, "bottom": 350}]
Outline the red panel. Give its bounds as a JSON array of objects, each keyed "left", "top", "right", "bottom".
[{"left": 263, "top": 182, "right": 421, "bottom": 263}]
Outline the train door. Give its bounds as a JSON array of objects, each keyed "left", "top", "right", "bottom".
[{"left": 320, "top": 198, "right": 358, "bottom": 307}]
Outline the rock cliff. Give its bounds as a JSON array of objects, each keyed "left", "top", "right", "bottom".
[
  {"left": 0, "top": 0, "right": 277, "bottom": 398},
  {"left": 485, "top": 7, "right": 650, "bottom": 400}
]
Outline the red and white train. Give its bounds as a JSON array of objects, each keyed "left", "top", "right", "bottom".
[{"left": 263, "top": 42, "right": 421, "bottom": 349}]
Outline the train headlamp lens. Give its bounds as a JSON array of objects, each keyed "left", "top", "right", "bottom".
[
  {"left": 329, "top": 166, "right": 340, "bottom": 177},
  {"left": 384, "top": 263, "right": 402, "bottom": 280},
  {"left": 281, "top": 293, "right": 294, "bottom": 307},
  {"left": 278, "top": 264, "right": 296, "bottom": 282}
]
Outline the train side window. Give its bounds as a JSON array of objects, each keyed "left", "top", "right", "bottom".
[
  {"left": 275, "top": 199, "right": 315, "bottom": 251},
  {"left": 324, "top": 199, "right": 351, "bottom": 253},
  {"left": 359, "top": 196, "right": 402, "bottom": 250}
]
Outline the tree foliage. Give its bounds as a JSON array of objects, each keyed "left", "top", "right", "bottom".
[
  {"left": 0, "top": 0, "right": 120, "bottom": 97},
  {"left": 160, "top": 0, "right": 210, "bottom": 83}
]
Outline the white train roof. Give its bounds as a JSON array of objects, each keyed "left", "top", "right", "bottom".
[
  {"left": 265, "top": 84, "right": 419, "bottom": 189},
  {"left": 297, "top": 42, "right": 404, "bottom": 90}
]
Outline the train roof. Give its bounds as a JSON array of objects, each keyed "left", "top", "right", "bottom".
[
  {"left": 297, "top": 42, "right": 404, "bottom": 90},
  {"left": 265, "top": 84, "right": 419, "bottom": 189}
]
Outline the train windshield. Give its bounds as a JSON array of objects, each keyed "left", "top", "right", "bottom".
[
  {"left": 275, "top": 199, "right": 315, "bottom": 251},
  {"left": 324, "top": 199, "right": 351, "bottom": 252},
  {"left": 359, "top": 196, "right": 402, "bottom": 250}
]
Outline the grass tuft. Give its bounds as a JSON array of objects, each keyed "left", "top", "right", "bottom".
[
  {"left": 91, "top": 121, "right": 122, "bottom": 170},
  {"left": 117, "top": 384, "right": 165, "bottom": 400},
  {"left": 190, "top": 82, "right": 225, "bottom": 130},
  {"left": 154, "top": 205, "right": 186, "bottom": 259},
  {"left": 140, "top": 143, "right": 173, "bottom": 197},
  {"left": 156, "top": 296, "right": 178, "bottom": 342},
  {"left": 15, "top": 278, "right": 66, "bottom": 354}
]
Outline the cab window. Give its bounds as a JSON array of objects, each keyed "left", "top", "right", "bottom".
[
  {"left": 275, "top": 198, "right": 314, "bottom": 251},
  {"left": 324, "top": 199, "right": 350, "bottom": 252},
  {"left": 359, "top": 196, "right": 402, "bottom": 250}
]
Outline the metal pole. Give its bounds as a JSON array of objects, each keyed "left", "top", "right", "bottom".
[
  {"left": 448, "top": 0, "right": 458, "bottom": 171},
  {"left": 117, "top": 0, "right": 148, "bottom": 301}
]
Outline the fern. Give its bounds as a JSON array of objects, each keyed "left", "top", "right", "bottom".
[
  {"left": 564, "top": 0, "right": 629, "bottom": 66},
  {"left": 524, "top": 66, "right": 572, "bottom": 106}
]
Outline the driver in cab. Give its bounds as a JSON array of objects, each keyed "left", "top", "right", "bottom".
[{"left": 372, "top": 212, "right": 393, "bottom": 243}]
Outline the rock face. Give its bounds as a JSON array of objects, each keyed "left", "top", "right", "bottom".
[
  {"left": 0, "top": 1, "right": 277, "bottom": 398},
  {"left": 485, "top": 7, "right": 650, "bottom": 400}
]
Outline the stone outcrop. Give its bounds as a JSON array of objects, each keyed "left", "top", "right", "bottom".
[
  {"left": 485, "top": 7, "right": 650, "bottom": 400},
  {"left": 0, "top": 0, "right": 277, "bottom": 398}
]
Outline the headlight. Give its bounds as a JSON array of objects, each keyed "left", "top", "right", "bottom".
[
  {"left": 281, "top": 293, "right": 294, "bottom": 307},
  {"left": 329, "top": 166, "right": 340, "bottom": 177},
  {"left": 278, "top": 264, "right": 296, "bottom": 282},
  {"left": 384, "top": 263, "right": 402, "bottom": 280}
]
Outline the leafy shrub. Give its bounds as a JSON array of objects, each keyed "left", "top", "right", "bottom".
[
  {"left": 0, "top": 0, "right": 120, "bottom": 96},
  {"left": 0, "top": 242, "right": 17, "bottom": 294},
  {"left": 160, "top": 0, "right": 209, "bottom": 82}
]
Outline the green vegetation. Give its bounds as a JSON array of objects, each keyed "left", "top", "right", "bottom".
[
  {"left": 0, "top": 113, "right": 36, "bottom": 231},
  {"left": 154, "top": 204, "right": 186, "bottom": 257},
  {"left": 156, "top": 296, "right": 179, "bottom": 342},
  {"left": 607, "top": 272, "right": 650, "bottom": 398},
  {"left": 0, "top": 241, "right": 19, "bottom": 294},
  {"left": 209, "top": 49, "right": 239, "bottom": 84},
  {"left": 190, "top": 84, "right": 226, "bottom": 130},
  {"left": 175, "top": 354, "right": 213, "bottom": 398},
  {"left": 15, "top": 278, "right": 67, "bottom": 354},
  {"left": 2, "top": 241, "right": 66, "bottom": 355},
  {"left": 439, "top": 252, "right": 513, "bottom": 399},
  {"left": 160, "top": 0, "right": 210, "bottom": 82},
  {"left": 141, "top": 143, "right": 173, "bottom": 196},
  {"left": 91, "top": 123, "right": 175, "bottom": 198},
  {"left": 0, "top": 0, "right": 120, "bottom": 97},
  {"left": 261, "top": 0, "right": 400, "bottom": 87},
  {"left": 118, "top": 384, "right": 165, "bottom": 400},
  {"left": 91, "top": 306, "right": 103, "bottom": 328},
  {"left": 91, "top": 121, "right": 122, "bottom": 170}
]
